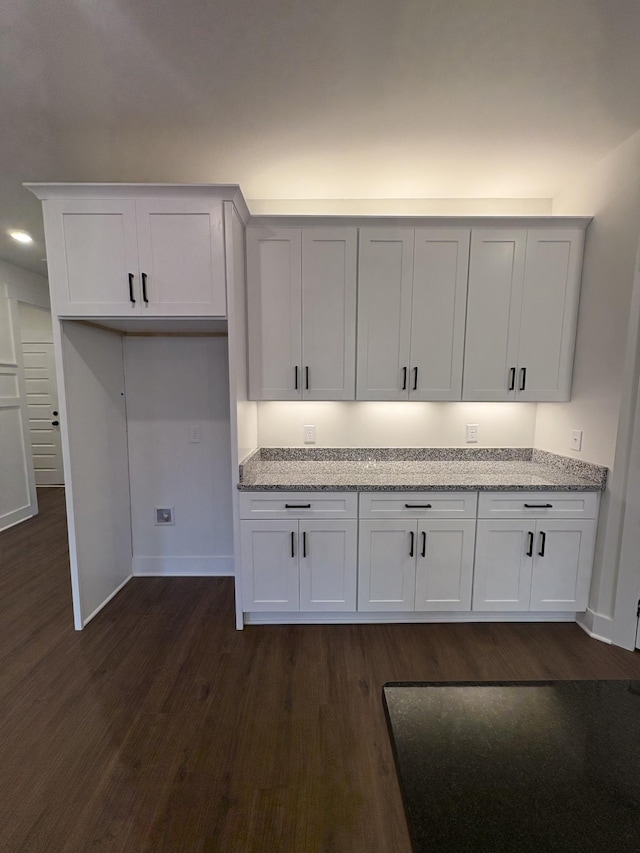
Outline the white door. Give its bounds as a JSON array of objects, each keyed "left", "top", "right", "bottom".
[
  {"left": 463, "top": 229, "right": 527, "bottom": 401},
  {"left": 135, "top": 198, "right": 226, "bottom": 317},
  {"left": 43, "top": 198, "right": 140, "bottom": 316},
  {"left": 529, "top": 519, "right": 596, "bottom": 611},
  {"left": 409, "top": 229, "right": 470, "bottom": 401},
  {"left": 517, "top": 229, "right": 584, "bottom": 402},
  {"left": 241, "top": 521, "right": 299, "bottom": 611},
  {"left": 299, "top": 519, "right": 357, "bottom": 611},
  {"left": 356, "top": 229, "right": 414, "bottom": 400},
  {"left": 247, "top": 228, "right": 302, "bottom": 400},
  {"left": 414, "top": 519, "right": 476, "bottom": 611},
  {"left": 21, "top": 342, "right": 64, "bottom": 486},
  {"left": 301, "top": 229, "right": 357, "bottom": 400},
  {"left": 473, "top": 519, "right": 533, "bottom": 611},
  {"left": 358, "top": 519, "right": 416, "bottom": 610}
]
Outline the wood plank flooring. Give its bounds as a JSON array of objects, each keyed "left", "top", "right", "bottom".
[{"left": 2, "top": 488, "right": 640, "bottom": 852}]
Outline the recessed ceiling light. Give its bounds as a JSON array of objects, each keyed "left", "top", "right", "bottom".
[{"left": 9, "top": 230, "right": 33, "bottom": 244}]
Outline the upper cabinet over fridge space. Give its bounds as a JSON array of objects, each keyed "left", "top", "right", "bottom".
[{"left": 26, "top": 184, "right": 250, "bottom": 319}]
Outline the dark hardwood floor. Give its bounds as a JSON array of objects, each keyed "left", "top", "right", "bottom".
[{"left": 3, "top": 488, "right": 640, "bottom": 852}]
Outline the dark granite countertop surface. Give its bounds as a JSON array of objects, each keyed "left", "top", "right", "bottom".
[
  {"left": 384, "top": 680, "right": 640, "bottom": 852},
  {"left": 238, "top": 448, "right": 607, "bottom": 492}
]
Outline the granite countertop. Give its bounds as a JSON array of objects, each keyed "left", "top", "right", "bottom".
[
  {"left": 383, "top": 681, "right": 640, "bottom": 852},
  {"left": 238, "top": 448, "right": 607, "bottom": 492}
]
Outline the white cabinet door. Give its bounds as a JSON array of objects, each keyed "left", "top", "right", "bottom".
[
  {"left": 529, "top": 519, "right": 596, "bottom": 611},
  {"left": 240, "top": 521, "right": 299, "bottom": 611},
  {"left": 414, "top": 519, "right": 475, "bottom": 611},
  {"left": 135, "top": 198, "right": 226, "bottom": 316},
  {"left": 247, "top": 228, "right": 303, "bottom": 400},
  {"left": 299, "top": 519, "right": 357, "bottom": 611},
  {"left": 473, "top": 519, "right": 533, "bottom": 611},
  {"left": 301, "top": 229, "right": 357, "bottom": 400},
  {"left": 409, "top": 229, "right": 470, "bottom": 401},
  {"left": 463, "top": 230, "right": 527, "bottom": 401},
  {"left": 517, "top": 229, "right": 584, "bottom": 402},
  {"left": 43, "top": 199, "right": 140, "bottom": 316},
  {"left": 358, "top": 519, "right": 416, "bottom": 610},
  {"left": 356, "top": 229, "right": 414, "bottom": 400}
]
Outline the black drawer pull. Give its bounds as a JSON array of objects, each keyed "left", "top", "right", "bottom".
[
  {"left": 538, "top": 530, "right": 546, "bottom": 557},
  {"left": 285, "top": 503, "right": 311, "bottom": 509},
  {"left": 128, "top": 272, "right": 135, "bottom": 305},
  {"left": 508, "top": 367, "right": 516, "bottom": 391},
  {"left": 294, "top": 366, "right": 299, "bottom": 390},
  {"left": 421, "top": 531, "right": 426, "bottom": 558},
  {"left": 526, "top": 531, "right": 534, "bottom": 557},
  {"left": 305, "top": 366, "right": 309, "bottom": 390},
  {"left": 302, "top": 531, "right": 307, "bottom": 558},
  {"left": 412, "top": 366, "right": 418, "bottom": 391},
  {"left": 405, "top": 503, "right": 432, "bottom": 509},
  {"left": 141, "top": 271, "right": 149, "bottom": 304},
  {"left": 402, "top": 366, "right": 407, "bottom": 390},
  {"left": 409, "top": 530, "right": 415, "bottom": 558},
  {"left": 520, "top": 366, "right": 527, "bottom": 391},
  {"left": 291, "top": 531, "right": 295, "bottom": 558},
  {"left": 524, "top": 503, "right": 553, "bottom": 509}
]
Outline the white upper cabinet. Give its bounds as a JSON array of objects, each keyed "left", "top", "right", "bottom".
[
  {"left": 357, "top": 228, "right": 470, "bottom": 400},
  {"left": 463, "top": 228, "right": 584, "bottom": 401},
  {"left": 247, "top": 227, "right": 357, "bottom": 400},
  {"left": 43, "top": 197, "right": 226, "bottom": 317}
]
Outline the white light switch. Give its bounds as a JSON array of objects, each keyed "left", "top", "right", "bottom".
[{"left": 570, "top": 429, "right": 583, "bottom": 452}]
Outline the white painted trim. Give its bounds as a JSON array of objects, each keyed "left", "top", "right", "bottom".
[
  {"left": 576, "top": 608, "right": 613, "bottom": 644},
  {"left": 81, "top": 574, "right": 132, "bottom": 628},
  {"left": 132, "top": 556, "right": 234, "bottom": 576},
  {"left": 244, "top": 611, "right": 578, "bottom": 625},
  {"left": 0, "top": 504, "right": 38, "bottom": 532}
]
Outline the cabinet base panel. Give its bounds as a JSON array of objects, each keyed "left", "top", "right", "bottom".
[{"left": 243, "top": 610, "right": 579, "bottom": 625}]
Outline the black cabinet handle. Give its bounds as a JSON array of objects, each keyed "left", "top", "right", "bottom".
[
  {"left": 128, "top": 273, "right": 135, "bottom": 305},
  {"left": 413, "top": 366, "right": 418, "bottom": 391},
  {"left": 291, "top": 531, "right": 295, "bottom": 558},
  {"left": 285, "top": 503, "right": 311, "bottom": 509},
  {"left": 51, "top": 420, "right": 59, "bottom": 426},
  {"left": 524, "top": 503, "right": 553, "bottom": 509},
  {"left": 508, "top": 367, "right": 516, "bottom": 391},
  {"left": 520, "top": 367, "right": 527, "bottom": 391},
  {"left": 294, "top": 366, "right": 299, "bottom": 390},
  {"left": 409, "top": 530, "right": 414, "bottom": 558},
  {"left": 141, "top": 272, "right": 149, "bottom": 304},
  {"left": 405, "top": 503, "right": 432, "bottom": 509},
  {"left": 538, "top": 531, "right": 546, "bottom": 557},
  {"left": 302, "top": 531, "right": 307, "bottom": 558},
  {"left": 402, "top": 366, "right": 407, "bottom": 390},
  {"left": 305, "top": 366, "right": 309, "bottom": 390},
  {"left": 526, "top": 531, "right": 534, "bottom": 557},
  {"left": 421, "top": 531, "right": 426, "bottom": 558}
]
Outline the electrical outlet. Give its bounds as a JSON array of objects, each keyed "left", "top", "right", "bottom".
[
  {"left": 304, "top": 424, "right": 316, "bottom": 444},
  {"left": 466, "top": 423, "right": 479, "bottom": 443},
  {"left": 155, "top": 507, "right": 175, "bottom": 525},
  {"left": 189, "top": 424, "right": 201, "bottom": 444},
  {"left": 570, "top": 429, "right": 583, "bottom": 452}
]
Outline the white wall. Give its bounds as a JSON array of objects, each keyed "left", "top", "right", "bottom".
[
  {"left": 248, "top": 198, "right": 553, "bottom": 216},
  {"left": 124, "top": 335, "right": 234, "bottom": 576},
  {"left": 258, "top": 401, "right": 537, "bottom": 447},
  {"left": 17, "top": 302, "right": 53, "bottom": 343},
  {"left": 537, "top": 129, "right": 640, "bottom": 635}
]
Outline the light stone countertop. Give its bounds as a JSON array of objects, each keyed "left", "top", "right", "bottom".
[{"left": 237, "top": 448, "right": 607, "bottom": 492}]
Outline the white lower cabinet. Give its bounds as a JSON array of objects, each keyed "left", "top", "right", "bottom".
[
  {"left": 473, "top": 514, "right": 597, "bottom": 612},
  {"left": 239, "top": 492, "right": 358, "bottom": 612},
  {"left": 358, "top": 500, "right": 476, "bottom": 612}
]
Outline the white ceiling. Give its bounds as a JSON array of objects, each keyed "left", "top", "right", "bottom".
[{"left": 3, "top": 0, "right": 640, "bottom": 274}]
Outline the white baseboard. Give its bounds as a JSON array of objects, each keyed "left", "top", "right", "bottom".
[
  {"left": 576, "top": 608, "right": 613, "bottom": 644},
  {"left": 244, "top": 611, "right": 578, "bottom": 626},
  {"left": 81, "top": 574, "right": 132, "bottom": 628},
  {"left": 0, "top": 505, "right": 38, "bottom": 532},
  {"left": 132, "top": 556, "right": 234, "bottom": 577}
]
